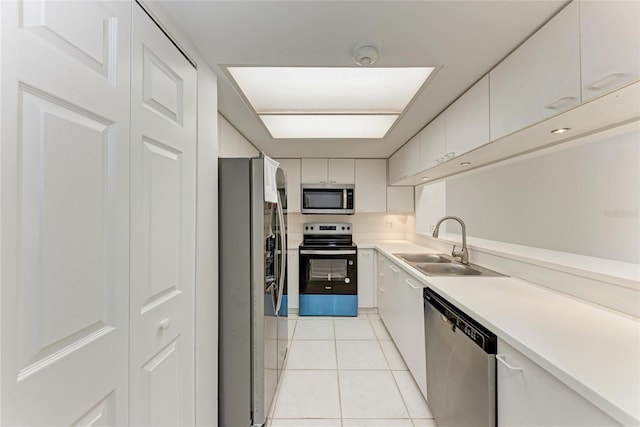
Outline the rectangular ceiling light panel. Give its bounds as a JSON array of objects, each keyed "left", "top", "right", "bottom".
[
  {"left": 260, "top": 114, "right": 399, "bottom": 139},
  {"left": 228, "top": 66, "right": 434, "bottom": 113}
]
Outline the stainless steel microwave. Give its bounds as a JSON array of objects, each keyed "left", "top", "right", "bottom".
[{"left": 301, "top": 184, "right": 355, "bottom": 215}]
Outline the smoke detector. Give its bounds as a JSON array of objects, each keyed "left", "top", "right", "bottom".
[{"left": 353, "top": 44, "right": 379, "bottom": 66}]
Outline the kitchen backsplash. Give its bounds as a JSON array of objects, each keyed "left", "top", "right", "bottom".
[{"left": 287, "top": 213, "right": 411, "bottom": 247}]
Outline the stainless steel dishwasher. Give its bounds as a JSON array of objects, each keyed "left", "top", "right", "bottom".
[{"left": 424, "top": 288, "right": 497, "bottom": 427}]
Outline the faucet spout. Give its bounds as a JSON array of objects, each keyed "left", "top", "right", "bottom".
[{"left": 432, "top": 216, "right": 469, "bottom": 265}]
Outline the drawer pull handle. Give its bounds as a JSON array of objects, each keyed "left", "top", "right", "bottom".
[
  {"left": 544, "top": 96, "right": 578, "bottom": 110},
  {"left": 445, "top": 152, "right": 456, "bottom": 159},
  {"left": 496, "top": 354, "right": 523, "bottom": 371},
  {"left": 586, "top": 72, "right": 625, "bottom": 91},
  {"left": 405, "top": 279, "right": 420, "bottom": 289},
  {"left": 388, "top": 265, "right": 400, "bottom": 274}
]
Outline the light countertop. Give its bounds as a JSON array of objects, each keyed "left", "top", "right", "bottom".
[{"left": 357, "top": 239, "right": 640, "bottom": 426}]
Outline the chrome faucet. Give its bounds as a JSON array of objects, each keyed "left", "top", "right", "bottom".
[{"left": 432, "top": 216, "right": 469, "bottom": 265}]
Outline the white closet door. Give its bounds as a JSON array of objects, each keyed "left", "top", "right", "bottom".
[
  {"left": 129, "top": 5, "right": 197, "bottom": 426},
  {"left": 1, "top": 1, "right": 131, "bottom": 424}
]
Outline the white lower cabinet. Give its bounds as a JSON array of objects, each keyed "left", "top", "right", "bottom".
[
  {"left": 357, "top": 249, "right": 375, "bottom": 308},
  {"left": 377, "top": 254, "right": 427, "bottom": 399},
  {"left": 376, "top": 254, "right": 389, "bottom": 321},
  {"left": 497, "top": 339, "right": 620, "bottom": 426}
]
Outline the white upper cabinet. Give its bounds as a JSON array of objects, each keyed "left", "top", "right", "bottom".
[
  {"left": 275, "top": 159, "right": 301, "bottom": 213},
  {"left": 355, "top": 159, "right": 387, "bottom": 213},
  {"left": 386, "top": 187, "right": 414, "bottom": 213},
  {"left": 388, "top": 134, "right": 421, "bottom": 184},
  {"left": 301, "top": 158, "right": 354, "bottom": 184},
  {"left": 301, "top": 158, "right": 327, "bottom": 183},
  {"left": 580, "top": 0, "right": 640, "bottom": 101},
  {"left": 419, "top": 113, "right": 446, "bottom": 171},
  {"left": 490, "top": 2, "right": 581, "bottom": 141},
  {"left": 328, "top": 158, "right": 355, "bottom": 183},
  {"left": 445, "top": 75, "right": 490, "bottom": 157}
]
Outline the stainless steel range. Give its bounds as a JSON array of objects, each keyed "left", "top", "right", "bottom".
[{"left": 299, "top": 222, "right": 358, "bottom": 316}]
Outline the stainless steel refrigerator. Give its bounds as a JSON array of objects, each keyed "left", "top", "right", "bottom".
[{"left": 219, "top": 157, "right": 288, "bottom": 427}]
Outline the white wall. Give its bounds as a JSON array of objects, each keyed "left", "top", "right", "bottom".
[
  {"left": 218, "top": 114, "right": 260, "bottom": 158},
  {"left": 440, "top": 123, "right": 639, "bottom": 264},
  {"left": 287, "top": 213, "right": 411, "bottom": 247}
]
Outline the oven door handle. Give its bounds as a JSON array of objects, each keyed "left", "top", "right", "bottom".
[{"left": 300, "top": 249, "right": 357, "bottom": 255}]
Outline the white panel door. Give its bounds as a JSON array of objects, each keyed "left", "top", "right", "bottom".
[
  {"left": 1, "top": 1, "right": 131, "bottom": 424},
  {"left": 419, "top": 114, "right": 446, "bottom": 171},
  {"left": 130, "top": 5, "right": 197, "bottom": 426}
]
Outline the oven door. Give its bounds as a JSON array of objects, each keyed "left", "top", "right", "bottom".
[{"left": 299, "top": 249, "right": 357, "bottom": 295}]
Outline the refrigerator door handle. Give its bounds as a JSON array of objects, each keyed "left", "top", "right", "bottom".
[{"left": 275, "top": 192, "right": 287, "bottom": 314}]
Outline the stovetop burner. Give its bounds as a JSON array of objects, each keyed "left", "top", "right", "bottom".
[{"left": 301, "top": 222, "right": 355, "bottom": 249}]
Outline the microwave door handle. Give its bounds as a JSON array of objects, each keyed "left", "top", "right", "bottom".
[{"left": 343, "top": 189, "right": 347, "bottom": 209}]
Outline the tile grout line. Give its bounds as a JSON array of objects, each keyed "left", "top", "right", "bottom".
[{"left": 333, "top": 317, "right": 344, "bottom": 427}]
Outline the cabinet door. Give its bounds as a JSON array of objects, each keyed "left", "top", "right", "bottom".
[
  {"left": 301, "top": 158, "right": 328, "bottom": 183},
  {"left": 419, "top": 113, "right": 446, "bottom": 170},
  {"left": 445, "top": 75, "right": 490, "bottom": 157},
  {"left": 275, "top": 159, "right": 301, "bottom": 213},
  {"left": 357, "top": 249, "right": 375, "bottom": 308},
  {"left": 580, "top": 0, "right": 640, "bottom": 101},
  {"left": 397, "top": 273, "right": 427, "bottom": 399},
  {"left": 388, "top": 134, "right": 421, "bottom": 184},
  {"left": 376, "top": 254, "right": 389, "bottom": 321},
  {"left": 403, "top": 134, "right": 422, "bottom": 177},
  {"left": 328, "top": 158, "right": 355, "bottom": 184},
  {"left": 490, "top": 2, "right": 580, "bottom": 140},
  {"left": 388, "top": 149, "right": 404, "bottom": 184},
  {"left": 387, "top": 187, "right": 414, "bottom": 213},
  {"left": 385, "top": 262, "right": 403, "bottom": 346},
  {"left": 497, "top": 339, "right": 620, "bottom": 426},
  {"left": 355, "top": 159, "right": 387, "bottom": 213}
]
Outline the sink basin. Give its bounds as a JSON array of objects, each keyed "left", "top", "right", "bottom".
[
  {"left": 416, "top": 263, "right": 482, "bottom": 276},
  {"left": 393, "top": 253, "right": 452, "bottom": 263}
]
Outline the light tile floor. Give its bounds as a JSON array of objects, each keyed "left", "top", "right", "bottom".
[{"left": 268, "top": 313, "right": 437, "bottom": 427}]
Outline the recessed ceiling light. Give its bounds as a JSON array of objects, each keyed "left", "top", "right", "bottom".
[
  {"left": 460, "top": 162, "right": 471, "bottom": 166},
  {"left": 226, "top": 66, "right": 435, "bottom": 139},
  {"left": 259, "top": 114, "right": 398, "bottom": 139},
  {"left": 551, "top": 127, "right": 570, "bottom": 134},
  {"left": 421, "top": 177, "right": 430, "bottom": 181}
]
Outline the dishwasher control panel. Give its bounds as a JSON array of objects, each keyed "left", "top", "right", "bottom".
[{"left": 424, "top": 288, "right": 497, "bottom": 353}]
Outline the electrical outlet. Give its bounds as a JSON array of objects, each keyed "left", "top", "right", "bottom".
[
  {"left": 430, "top": 224, "right": 435, "bottom": 232},
  {"left": 385, "top": 221, "right": 393, "bottom": 229}
]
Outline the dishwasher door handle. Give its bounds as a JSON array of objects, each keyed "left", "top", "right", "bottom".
[{"left": 496, "top": 354, "right": 523, "bottom": 371}]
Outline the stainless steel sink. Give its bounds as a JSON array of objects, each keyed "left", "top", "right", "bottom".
[
  {"left": 393, "top": 253, "right": 452, "bottom": 263},
  {"left": 393, "top": 252, "right": 507, "bottom": 277},
  {"left": 416, "top": 263, "right": 482, "bottom": 276}
]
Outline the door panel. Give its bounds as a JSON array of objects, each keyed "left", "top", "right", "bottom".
[
  {"left": 130, "top": 5, "right": 197, "bottom": 426},
  {"left": 1, "top": 1, "right": 131, "bottom": 424}
]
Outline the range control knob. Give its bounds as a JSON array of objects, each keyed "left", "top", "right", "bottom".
[
  {"left": 310, "top": 226, "right": 314, "bottom": 230},
  {"left": 341, "top": 226, "right": 345, "bottom": 230},
  {"left": 347, "top": 226, "right": 351, "bottom": 230},
  {"left": 304, "top": 226, "right": 308, "bottom": 230}
]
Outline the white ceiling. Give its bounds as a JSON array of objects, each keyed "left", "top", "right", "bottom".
[{"left": 155, "top": 0, "right": 569, "bottom": 158}]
